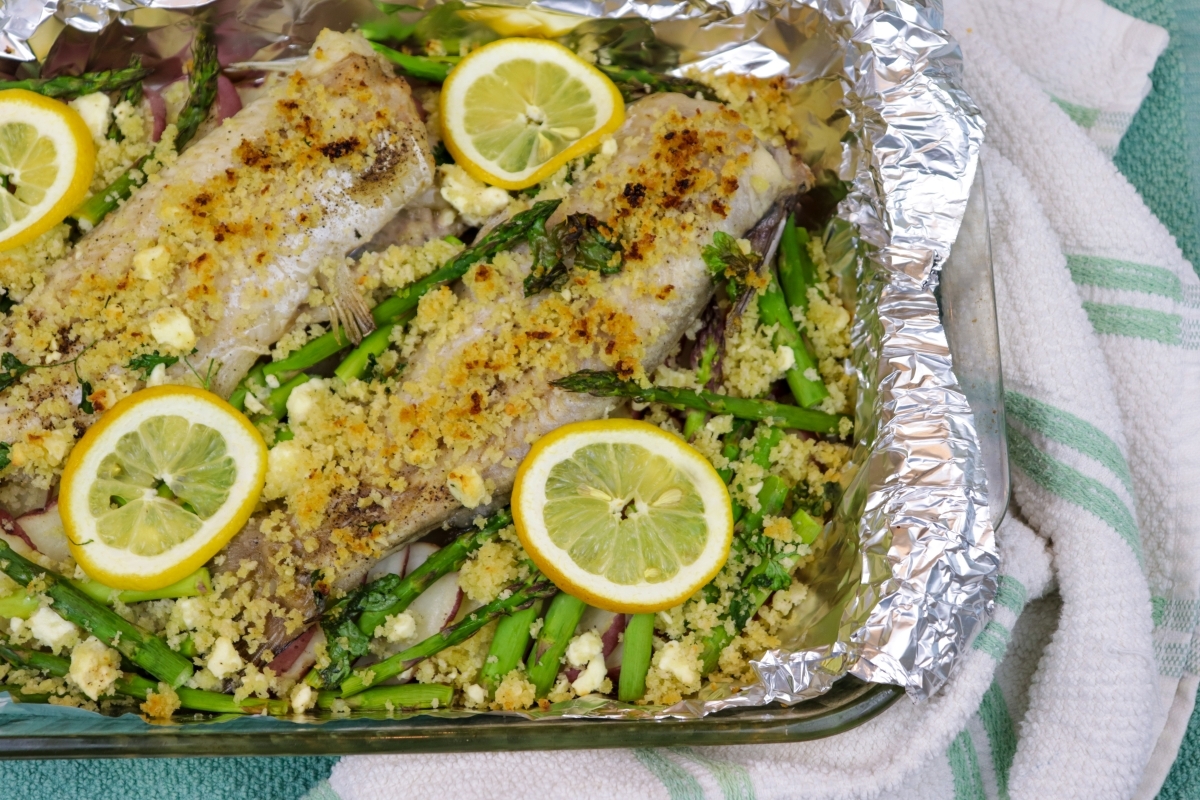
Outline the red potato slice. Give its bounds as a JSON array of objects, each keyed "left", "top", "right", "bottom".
[
  {"left": 366, "top": 546, "right": 410, "bottom": 583},
  {"left": 272, "top": 626, "right": 326, "bottom": 681},
  {"left": 406, "top": 572, "right": 463, "bottom": 642},
  {"left": 0, "top": 510, "right": 37, "bottom": 558},
  {"left": 15, "top": 501, "right": 71, "bottom": 564},
  {"left": 403, "top": 542, "right": 440, "bottom": 577}
]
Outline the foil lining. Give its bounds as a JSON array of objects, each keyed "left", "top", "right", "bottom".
[{"left": 0, "top": 0, "right": 996, "bottom": 716}]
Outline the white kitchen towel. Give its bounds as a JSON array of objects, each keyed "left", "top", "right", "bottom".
[
  {"left": 946, "top": 0, "right": 1168, "bottom": 155},
  {"left": 305, "top": 0, "right": 1196, "bottom": 797}
]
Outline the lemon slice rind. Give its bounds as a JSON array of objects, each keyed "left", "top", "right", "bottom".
[
  {"left": 61, "top": 386, "right": 267, "bottom": 591},
  {"left": 513, "top": 420, "right": 733, "bottom": 613},
  {"left": 440, "top": 38, "right": 625, "bottom": 191},
  {"left": 0, "top": 89, "right": 95, "bottom": 252}
]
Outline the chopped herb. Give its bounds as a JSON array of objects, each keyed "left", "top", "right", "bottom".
[
  {"left": 126, "top": 351, "right": 180, "bottom": 380},
  {"left": 524, "top": 214, "right": 623, "bottom": 295},
  {"left": 78, "top": 380, "right": 94, "bottom": 415},
  {"left": 0, "top": 292, "right": 14, "bottom": 315},
  {"left": 432, "top": 142, "right": 453, "bottom": 165},
  {"left": 0, "top": 443, "right": 10, "bottom": 471},
  {"left": 0, "top": 353, "right": 32, "bottom": 392},
  {"left": 702, "top": 230, "right": 760, "bottom": 298}
]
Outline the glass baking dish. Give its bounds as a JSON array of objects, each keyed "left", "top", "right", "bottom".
[{"left": 0, "top": 174, "right": 1005, "bottom": 759}]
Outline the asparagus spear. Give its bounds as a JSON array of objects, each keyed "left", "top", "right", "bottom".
[
  {"left": 596, "top": 65, "right": 719, "bottom": 103},
  {"left": 778, "top": 216, "right": 818, "bottom": 314},
  {"left": 479, "top": 600, "right": 543, "bottom": 696},
  {"left": 526, "top": 592, "right": 587, "bottom": 698},
  {"left": 618, "top": 612, "right": 654, "bottom": 702},
  {"left": 358, "top": 18, "right": 418, "bottom": 45},
  {"left": 230, "top": 203, "right": 559, "bottom": 410},
  {"left": 682, "top": 312, "right": 725, "bottom": 439},
  {"left": 0, "top": 540, "right": 193, "bottom": 688},
  {"left": 370, "top": 44, "right": 459, "bottom": 82},
  {"left": 340, "top": 568, "right": 556, "bottom": 697},
  {"left": 552, "top": 371, "right": 849, "bottom": 435},
  {"left": 0, "top": 60, "right": 151, "bottom": 100},
  {"left": 312, "top": 509, "right": 512, "bottom": 688},
  {"left": 0, "top": 640, "right": 286, "bottom": 715},
  {"left": 71, "top": 29, "right": 220, "bottom": 231},
  {"left": 333, "top": 310, "right": 415, "bottom": 384},
  {"left": 0, "top": 567, "right": 212, "bottom": 619},
  {"left": 316, "top": 683, "right": 452, "bottom": 711},
  {"left": 759, "top": 272, "right": 829, "bottom": 409}
]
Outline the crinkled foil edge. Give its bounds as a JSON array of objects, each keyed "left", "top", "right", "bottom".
[{"left": 0, "top": 0, "right": 996, "bottom": 721}]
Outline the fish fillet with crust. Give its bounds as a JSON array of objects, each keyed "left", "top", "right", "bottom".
[
  {"left": 0, "top": 30, "right": 433, "bottom": 509},
  {"left": 219, "top": 94, "right": 811, "bottom": 655}
]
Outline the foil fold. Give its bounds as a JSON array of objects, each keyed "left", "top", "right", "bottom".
[{"left": 0, "top": 0, "right": 997, "bottom": 715}]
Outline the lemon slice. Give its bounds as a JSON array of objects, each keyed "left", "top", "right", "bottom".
[
  {"left": 0, "top": 89, "right": 95, "bottom": 252},
  {"left": 440, "top": 38, "right": 624, "bottom": 191},
  {"left": 60, "top": 386, "right": 267, "bottom": 591},
  {"left": 512, "top": 420, "right": 733, "bottom": 613}
]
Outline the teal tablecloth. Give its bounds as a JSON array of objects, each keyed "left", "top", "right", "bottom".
[{"left": 7, "top": 0, "right": 1200, "bottom": 795}]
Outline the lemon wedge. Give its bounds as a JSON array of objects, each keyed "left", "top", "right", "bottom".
[
  {"left": 512, "top": 420, "right": 733, "bottom": 613},
  {"left": 440, "top": 38, "right": 624, "bottom": 191},
  {"left": 60, "top": 386, "right": 267, "bottom": 591},
  {"left": 0, "top": 89, "right": 95, "bottom": 252}
]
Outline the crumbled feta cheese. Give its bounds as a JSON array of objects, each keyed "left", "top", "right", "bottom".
[
  {"left": 438, "top": 164, "right": 511, "bottom": 226},
  {"left": 149, "top": 308, "right": 196, "bottom": 351},
  {"left": 657, "top": 640, "right": 700, "bottom": 686},
  {"left": 146, "top": 362, "right": 169, "bottom": 387},
  {"left": 206, "top": 636, "right": 244, "bottom": 679},
  {"left": 28, "top": 607, "right": 79, "bottom": 653},
  {"left": 132, "top": 245, "right": 170, "bottom": 281},
  {"left": 243, "top": 392, "right": 268, "bottom": 415},
  {"left": 776, "top": 345, "right": 796, "bottom": 371},
  {"left": 464, "top": 683, "right": 487, "bottom": 705},
  {"left": 570, "top": 655, "right": 607, "bottom": 696},
  {"left": 447, "top": 464, "right": 490, "bottom": 509},
  {"left": 286, "top": 378, "right": 328, "bottom": 426},
  {"left": 8, "top": 617, "right": 23, "bottom": 636},
  {"left": 290, "top": 683, "right": 317, "bottom": 714},
  {"left": 175, "top": 597, "right": 205, "bottom": 630},
  {"left": 263, "top": 439, "right": 310, "bottom": 500},
  {"left": 600, "top": 137, "right": 618, "bottom": 157},
  {"left": 374, "top": 611, "right": 417, "bottom": 644},
  {"left": 68, "top": 93, "right": 111, "bottom": 141},
  {"left": 68, "top": 636, "right": 121, "bottom": 700},
  {"left": 565, "top": 630, "right": 603, "bottom": 669}
]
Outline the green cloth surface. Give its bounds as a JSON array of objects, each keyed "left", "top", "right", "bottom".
[{"left": 5, "top": 1, "right": 1200, "bottom": 796}]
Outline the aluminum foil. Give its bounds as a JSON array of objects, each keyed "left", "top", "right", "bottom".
[{"left": 0, "top": 0, "right": 996, "bottom": 715}]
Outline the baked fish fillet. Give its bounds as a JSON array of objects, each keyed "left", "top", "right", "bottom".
[
  {"left": 0, "top": 30, "right": 433, "bottom": 502},
  {"left": 220, "top": 94, "right": 808, "bottom": 652}
]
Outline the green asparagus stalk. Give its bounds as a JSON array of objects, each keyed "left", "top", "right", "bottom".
[
  {"left": 790, "top": 507, "right": 822, "bottom": 545},
  {"left": 0, "top": 685, "right": 50, "bottom": 703},
  {"left": 0, "top": 540, "right": 193, "bottom": 688},
  {"left": 553, "top": 371, "right": 848, "bottom": 435},
  {"left": 682, "top": 334, "right": 720, "bottom": 440},
  {"left": 737, "top": 475, "right": 788, "bottom": 541},
  {"left": 317, "top": 683, "right": 453, "bottom": 711},
  {"left": 71, "top": 567, "right": 212, "bottom": 606},
  {"left": 370, "top": 44, "right": 459, "bottom": 82},
  {"left": 526, "top": 592, "right": 588, "bottom": 698},
  {"left": 0, "top": 60, "right": 151, "bottom": 100},
  {"left": 597, "top": 65, "right": 719, "bottom": 103},
  {"left": 778, "top": 216, "right": 818, "bottom": 314},
  {"left": 231, "top": 203, "right": 559, "bottom": 408},
  {"left": 250, "top": 373, "right": 310, "bottom": 422},
  {"left": 479, "top": 600, "right": 543, "bottom": 696},
  {"left": 340, "top": 569, "right": 556, "bottom": 696},
  {"left": 0, "top": 567, "right": 211, "bottom": 620},
  {"left": 0, "top": 590, "right": 38, "bottom": 619},
  {"left": 715, "top": 418, "right": 754, "bottom": 485},
  {"left": 618, "top": 613, "right": 654, "bottom": 702},
  {"left": 758, "top": 272, "right": 829, "bottom": 409},
  {"left": 333, "top": 312, "right": 413, "bottom": 384},
  {"left": 358, "top": 17, "right": 418, "bottom": 45},
  {"left": 0, "top": 640, "right": 286, "bottom": 715},
  {"left": 71, "top": 29, "right": 220, "bottom": 231}
]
